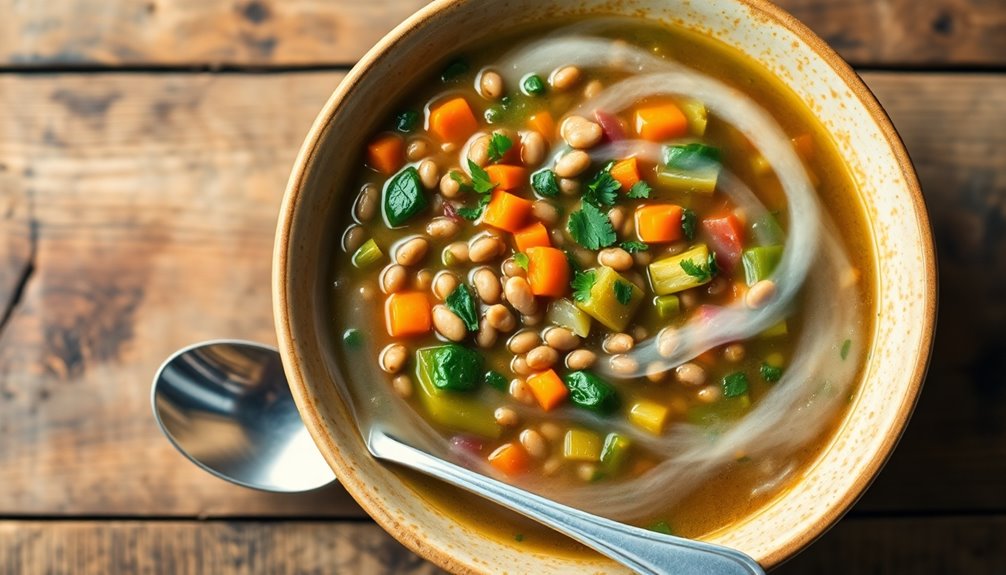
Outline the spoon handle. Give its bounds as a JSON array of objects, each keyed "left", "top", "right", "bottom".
[{"left": 368, "top": 430, "right": 765, "bottom": 575}]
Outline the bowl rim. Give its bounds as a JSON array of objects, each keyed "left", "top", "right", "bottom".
[{"left": 273, "top": 0, "right": 937, "bottom": 571}]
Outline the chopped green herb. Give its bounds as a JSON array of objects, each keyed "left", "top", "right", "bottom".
[
  {"left": 394, "top": 110, "right": 420, "bottom": 133},
  {"left": 564, "top": 371, "right": 620, "bottom": 415},
  {"left": 513, "top": 252, "right": 529, "bottom": 271},
  {"left": 663, "top": 143, "right": 721, "bottom": 170},
  {"left": 383, "top": 167, "right": 428, "bottom": 227},
  {"left": 531, "top": 169, "right": 559, "bottom": 197},
  {"left": 342, "top": 328, "right": 362, "bottom": 347},
  {"left": 484, "top": 370, "right": 508, "bottom": 392},
  {"left": 681, "top": 208, "right": 698, "bottom": 241},
  {"left": 841, "top": 339, "right": 852, "bottom": 360},
  {"left": 456, "top": 194, "right": 490, "bottom": 221},
  {"left": 679, "top": 252, "right": 718, "bottom": 283},
  {"left": 736, "top": 455, "right": 752, "bottom": 463},
  {"left": 487, "top": 133, "right": 513, "bottom": 163},
  {"left": 760, "top": 363, "right": 783, "bottom": 383},
  {"left": 564, "top": 250, "right": 583, "bottom": 274},
  {"left": 567, "top": 203, "right": 616, "bottom": 250},
  {"left": 445, "top": 284, "right": 479, "bottom": 332},
  {"left": 522, "top": 74, "right": 546, "bottom": 96},
  {"left": 449, "top": 170, "right": 470, "bottom": 189},
  {"left": 620, "top": 241, "right": 649, "bottom": 253},
  {"left": 613, "top": 280, "right": 633, "bottom": 305},
  {"left": 647, "top": 521, "right": 674, "bottom": 535},
  {"left": 626, "top": 180, "right": 652, "bottom": 199},
  {"left": 440, "top": 59, "right": 469, "bottom": 82},
  {"left": 584, "top": 171, "right": 620, "bottom": 208},
  {"left": 467, "top": 160, "right": 497, "bottom": 194},
  {"left": 571, "top": 270, "right": 597, "bottom": 303},
  {"left": 514, "top": 533, "right": 525, "bottom": 542},
  {"left": 722, "top": 372, "right": 750, "bottom": 398}
]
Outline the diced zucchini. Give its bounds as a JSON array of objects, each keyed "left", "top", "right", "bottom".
[
  {"left": 546, "top": 298, "right": 591, "bottom": 338},
  {"left": 657, "top": 143, "right": 720, "bottom": 195},
  {"left": 563, "top": 371, "right": 620, "bottom": 415},
  {"left": 414, "top": 348, "right": 500, "bottom": 438},
  {"left": 628, "top": 399, "right": 670, "bottom": 435},
  {"left": 575, "top": 266, "right": 644, "bottom": 331},
  {"left": 654, "top": 294, "right": 680, "bottom": 319},
  {"left": 742, "top": 245, "right": 783, "bottom": 286},
  {"left": 599, "top": 433, "right": 632, "bottom": 474},
  {"left": 648, "top": 244, "right": 713, "bottom": 296},
  {"left": 759, "top": 320, "right": 788, "bottom": 338},
  {"left": 686, "top": 395, "right": 751, "bottom": 427},
  {"left": 563, "top": 428, "right": 603, "bottom": 462},
  {"left": 351, "top": 238, "right": 383, "bottom": 269},
  {"left": 679, "top": 99, "right": 707, "bottom": 136},
  {"left": 656, "top": 168, "right": 718, "bottom": 195}
]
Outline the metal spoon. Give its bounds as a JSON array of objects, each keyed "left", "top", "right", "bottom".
[
  {"left": 152, "top": 341, "right": 765, "bottom": 574},
  {"left": 150, "top": 340, "right": 336, "bottom": 492}
]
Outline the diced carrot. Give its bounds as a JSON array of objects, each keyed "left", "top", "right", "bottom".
[
  {"left": 526, "top": 369, "right": 569, "bottom": 411},
  {"left": 526, "top": 246, "right": 570, "bottom": 297},
  {"left": 635, "top": 204, "right": 684, "bottom": 243},
  {"left": 513, "top": 221, "right": 551, "bottom": 253},
  {"left": 609, "top": 158, "right": 640, "bottom": 190},
  {"left": 484, "top": 164, "right": 527, "bottom": 191},
  {"left": 488, "top": 442, "right": 529, "bottom": 476},
  {"left": 634, "top": 103, "right": 688, "bottom": 141},
  {"left": 482, "top": 190, "right": 533, "bottom": 233},
  {"left": 385, "top": 291, "right": 431, "bottom": 337},
  {"left": 429, "top": 97, "right": 478, "bottom": 143},
  {"left": 792, "top": 134, "right": 815, "bottom": 160},
  {"left": 366, "top": 134, "right": 404, "bottom": 175},
  {"left": 528, "top": 111, "right": 556, "bottom": 139}
]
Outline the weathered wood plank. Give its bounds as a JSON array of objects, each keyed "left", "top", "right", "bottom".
[
  {"left": 0, "top": 0, "right": 1003, "bottom": 68},
  {"left": 0, "top": 71, "right": 1003, "bottom": 517}
]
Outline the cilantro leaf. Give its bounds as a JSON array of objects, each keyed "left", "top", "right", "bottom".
[
  {"left": 760, "top": 363, "right": 783, "bottom": 383},
  {"left": 531, "top": 169, "right": 559, "bottom": 197},
  {"left": 487, "top": 133, "right": 513, "bottom": 163},
  {"left": 620, "top": 241, "right": 649, "bottom": 253},
  {"left": 513, "top": 253, "right": 529, "bottom": 271},
  {"left": 584, "top": 171, "right": 620, "bottom": 208},
  {"left": 722, "top": 372, "right": 750, "bottom": 398},
  {"left": 571, "top": 270, "right": 597, "bottom": 303},
  {"left": 680, "top": 252, "right": 718, "bottom": 283},
  {"left": 457, "top": 194, "right": 490, "bottom": 220},
  {"left": 626, "top": 180, "right": 652, "bottom": 199},
  {"left": 613, "top": 280, "right": 633, "bottom": 305},
  {"left": 445, "top": 284, "right": 479, "bottom": 332},
  {"left": 567, "top": 203, "right": 616, "bottom": 250},
  {"left": 681, "top": 208, "right": 697, "bottom": 241},
  {"left": 468, "top": 160, "right": 497, "bottom": 194}
]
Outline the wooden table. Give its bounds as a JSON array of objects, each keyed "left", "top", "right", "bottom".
[{"left": 1, "top": 1, "right": 1003, "bottom": 572}]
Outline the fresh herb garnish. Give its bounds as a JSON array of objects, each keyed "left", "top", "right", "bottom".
[
  {"left": 457, "top": 194, "right": 490, "bottom": 221},
  {"left": 467, "top": 160, "right": 497, "bottom": 194},
  {"left": 487, "top": 133, "right": 513, "bottom": 163},
  {"left": 613, "top": 280, "right": 633, "bottom": 305},
  {"left": 663, "top": 143, "right": 721, "bottom": 170},
  {"left": 484, "top": 370, "right": 508, "bottom": 392},
  {"left": 626, "top": 180, "right": 652, "bottom": 199},
  {"left": 760, "top": 363, "right": 783, "bottom": 383},
  {"left": 679, "top": 252, "right": 718, "bottom": 283},
  {"left": 394, "top": 110, "right": 419, "bottom": 133},
  {"left": 567, "top": 202, "right": 617, "bottom": 250},
  {"left": 564, "top": 249, "right": 583, "bottom": 273},
  {"left": 840, "top": 339, "right": 852, "bottom": 360},
  {"left": 681, "top": 208, "right": 697, "bottom": 241},
  {"left": 342, "top": 328, "right": 362, "bottom": 348},
  {"left": 383, "top": 167, "right": 428, "bottom": 227},
  {"left": 513, "top": 252, "right": 530, "bottom": 271},
  {"left": 571, "top": 270, "right": 597, "bottom": 303},
  {"left": 441, "top": 58, "right": 469, "bottom": 82},
  {"left": 522, "top": 74, "right": 546, "bottom": 96},
  {"left": 445, "top": 284, "right": 479, "bottom": 332},
  {"left": 531, "top": 169, "right": 559, "bottom": 197},
  {"left": 514, "top": 533, "right": 525, "bottom": 542},
  {"left": 722, "top": 372, "right": 750, "bottom": 398},
  {"left": 620, "top": 241, "right": 649, "bottom": 253},
  {"left": 584, "top": 170, "right": 620, "bottom": 208}
]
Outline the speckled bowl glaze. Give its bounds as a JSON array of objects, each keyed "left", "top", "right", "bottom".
[{"left": 273, "top": 0, "right": 936, "bottom": 571}]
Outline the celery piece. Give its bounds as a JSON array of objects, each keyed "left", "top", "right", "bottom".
[
  {"left": 657, "top": 143, "right": 720, "bottom": 195},
  {"left": 575, "top": 266, "right": 644, "bottom": 331},
  {"left": 564, "top": 371, "right": 620, "bottom": 415},
  {"left": 546, "top": 298, "right": 591, "bottom": 337},
  {"left": 679, "top": 99, "right": 708, "bottom": 136},
  {"left": 654, "top": 294, "right": 680, "bottom": 319},
  {"left": 686, "top": 395, "right": 751, "bottom": 427},
  {"left": 628, "top": 399, "right": 670, "bottom": 435},
  {"left": 759, "top": 320, "right": 788, "bottom": 338},
  {"left": 563, "top": 428, "right": 603, "bottom": 462},
  {"left": 656, "top": 167, "right": 718, "bottom": 195},
  {"left": 351, "top": 238, "right": 384, "bottom": 269},
  {"left": 599, "top": 433, "right": 632, "bottom": 474},
  {"left": 414, "top": 348, "right": 500, "bottom": 438},
  {"left": 742, "top": 245, "right": 783, "bottom": 286},
  {"left": 648, "top": 244, "right": 713, "bottom": 296}
]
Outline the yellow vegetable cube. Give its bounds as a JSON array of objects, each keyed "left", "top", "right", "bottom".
[
  {"left": 563, "top": 428, "right": 603, "bottom": 462},
  {"left": 629, "top": 399, "right": 670, "bottom": 435},
  {"left": 648, "top": 244, "right": 713, "bottom": 296},
  {"left": 575, "top": 266, "right": 644, "bottom": 332}
]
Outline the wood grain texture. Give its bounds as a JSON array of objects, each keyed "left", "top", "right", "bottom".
[{"left": 0, "top": 0, "right": 1003, "bottom": 68}]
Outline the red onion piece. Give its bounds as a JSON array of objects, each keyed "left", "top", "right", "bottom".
[{"left": 594, "top": 109, "right": 627, "bottom": 142}]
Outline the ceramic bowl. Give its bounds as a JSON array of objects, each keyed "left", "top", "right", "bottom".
[{"left": 273, "top": 0, "right": 936, "bottom": 571}]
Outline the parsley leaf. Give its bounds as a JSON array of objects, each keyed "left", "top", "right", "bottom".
[
  {"left": 468, "top": 160, "right": 497, "bottom": 194},
  {"left": 487, "top": 133, "right": 513, "bottom": 163},
  {"left": 760, "top": 363, "right": 783, "bottom": 383},
  {"left": 513, "top": 253, "right": 529, "bottom": 271},
  {"left": 563, "top": 250, "right": 583, "bottom": 273},
  {"left": 567, "top": 203, "right": 616, "bottom": 250},
  {"left": 571, "top": 270, "right": 597, "bottom": 303},
  {"left": 722, "top": 372, "right": 750, "bottom": 398},
  {"left": 531, "top": 169, "right": 559, "bottom": 198},
  {"left": 584, "top": 171, "right": 620, "bottom": 208},
  {"left": 613, "top": 280, "right": 633, "bottom": 305},
  {"left": 457, "top": 194, "right": 490, "bottom": 220},
  {"left": 445, "top": 284, "right": 479, "bottom": 332},
  {"left": 680, "top": 252, "right": 718, "bottom": 283},
  {"left": 620, "top": 241, "right": 649, "bottom": 253},
  {"left": 681, "top": 208, "right": 698, "bottom": 241},
  {"left": 522, "top": 74, "right": 546, "bottom": 96},
  {"left": 394, "top": 110, "right": 420, "bottom": 133},
  {"left": 840, "top": 339, "right": 852, "bottom": 360},
  {"left": 626, "top": 180, "right": 652, "bottom": 199},
  {"left": 342, "top": 328, "right": 362, "bottom": 348}
]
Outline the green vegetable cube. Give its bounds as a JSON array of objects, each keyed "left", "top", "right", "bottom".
[
  {"left": 686, "top": 395, "right": 751, "bottom": 427},
  {"left": 546, "top": 298, "right": 591, "bottom": 337},
  {"left": 414, "top": 347, "right": 499, "bottom": 438},
  {"left": 563, "top": 428, "right": 603, "bottom": 462},
  {"left": 575, "top": 266, "right": 644, "bottom": 331},
  {"left": 351, "top": 238, "right": 384, "bottom": 269},
  {"left": 742, "top": 245, "right": 783, "bottom": 286},
  {"left": 654, "top": 295, "right": 681, "bottom": 319},
  {"left": 657, "top": 143, "right": 720, "bottom": 195},
  {"left": 600, "top": 433, "right": 632, "bottom": 473},
  {"left": 648, "top": 244, "right": 713, "bottom": 295}
]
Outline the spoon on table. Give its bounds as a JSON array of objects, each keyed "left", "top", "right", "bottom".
[{"left": 151, "top": 340, "right": 765, "bottom": 574}]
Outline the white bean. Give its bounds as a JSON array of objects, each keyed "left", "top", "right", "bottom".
[
  {"left": 472, "top": 267, "right": 502, "bottom": 304},
  {"left": 432, "top": 305, "right": 467, "bottom": 342},
  {"left": 395, "top": 237, "right": 429, "bottom": 266},
  {"left": 554, "top": 150, "right": 591, "bottom": 178},
  {"left": 551, "top": 65, "right": 581, "bottom": 91},
  {"left": 381, "top": 264, "right": 408, "bottom": 294},
  {"left": 480, "top": 71, "right": 504, "bottom": 100},
  {"left": 504, "top": 276, "right": 538, "bottom": 315},
  {"left": 560, "top": 116, "right": 603, "bottom": 149},
  {"left": 521, "top": 131, "right": 547, "bottom": 166}
]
